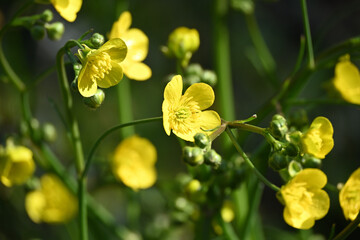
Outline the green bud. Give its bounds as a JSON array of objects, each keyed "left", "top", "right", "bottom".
[
  {"left": 41, "top": 9, "right": 53, "bottom": 22},
  {"left": 184, "top": 179, "right": 205, "bottom": 203},
  {"left": 30, "top": 25, "right": 45, "bottom": 40},
  {"left": 194, "top": 133, "right": 211, "bottom": 149},
  {"left": 288, "top": 160, "right": 302, "bottom": 178},
  {"left": 268, "top": 152, "right": 288, "bottom": 171},
  {"left": 289, "top": 109, "right": 308, "bottom": 130},
  {"left": 301, "top": 154, "right": 322, "bottom": 168},
  {"left": 185, "top": 63, "right": 203, "bottom": 77},
  {"left": 73, "top": 63, "right": 82, "bottom": 76},
  {"left": 284, "top": 142, "right": 299, "bottom": 157},
  {"left": 287, "top": 130, "right": 302, "bottom": 145},
  {"left": 183, "top": 75, "right": 201, "bottom": 88},
  {"left": 269, "top": 114, "right": 288, "bottom": 139},
  {"left": 204, "top": 149, "right": 222, "bottom": 169},
  {"left": 83, "top": 89, "right": 105, "bottom": 109},
  {"left": 90, "top": 33, "right": 105, "bottom": 48},
  {"left": 201, "top": 70, "right": 217, "bottom": 86},
  {"left": 183, "top": 146, "right": 204, "bottom": 166},
  {"left": 46, "top": 22, "right": 65, "bottom": 41},
  {"left": 42, "top": 123, "right": 57, "bottom": 142}
]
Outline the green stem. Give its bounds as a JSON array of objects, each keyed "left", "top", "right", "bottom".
[
  {"left": 290, "top": 35, "right": 306, "bottom": 77},
  {"left": 56, "top": 47, "right": 87, "bottom": 240},
  {"left": 217, "top": 214, "right": 240, "bottom": 240},
  {"left": 225, "top": 127, "right": 280, "bottom": 192},
  {"left": 227, "top": 121, "right": 266, "bottom": 136},
  {"left": 332, "top": 212, "right": 360, "bottom": 240},
  {"left": 81, "top": 116, "right": 163, "bottom": 179},
  {"left": 117, "top": 77, "right": 135, "bottom": 138},
  {"left": 300, "top": 0, "right": 315, "bottom": 69}
]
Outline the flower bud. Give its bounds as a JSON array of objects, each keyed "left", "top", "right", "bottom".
[
  {"left": 184, "top": 179, "right": 205, "bottom": 203},
  {"left": 90, "top": 33, "right": 105, "bottom": 48},
  {"left": 289, "top": 109, "right": 308, "bottom": 130},
  {"left": 268, "top": 152, "right": 288, "bottom": 171},
  {"left": 301, "top": 154, "right": 322, "bottom": 168},
  {"left": 183, "top": 75, "right": 201, "bottom": 88},
  {"left": 284, "top": 142, "right": 299, "bottom": 157},
  {"left": 83, "top": 89, "right": 105, "bottom": 109},
  {"left": 194, "top": 133, "right": 211, "bottom": 149},
  {"left": 204, "top": 149, "right": 222, "bottom": 169},
  {"left": 201, "top": 70, "right": 217, "bottom": 86},
  {"left": 41, "top": 9, "right": 53, "bottom": 22},
  {"left": 42, "top": 122, "right": 57, "bottom": 142},
  {"left": 185, "top": 63, "right": 203, "bottom": 77},
  {"left": 269, "top": 114, "right": 288, "bottom": 139},
  {"left": 30, "top": 25, "right": 45, "bottom": 40},
  {"left": 183, "top": 146, "right": 204, "bottom": 166},
  {"left": 288, "top": 160, "right": 303, "bottom": 178},
  {"left": 46, "top": 22, "right": 64, "bottom": 41}
]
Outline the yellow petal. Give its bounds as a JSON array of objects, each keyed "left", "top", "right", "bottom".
[
  {"left": 292, "top": 168, "right": 327, "bottom": 188},
  {"left": 78, "top": 63, "right": 98, "bottom": 97},
  {"left": 96, "top": 62, "right": 123, "bottom": 88},
  {"left": 122, "top": 61, "right": 152, "bottom": 81},
  {"left": 164, "top": 75, "right": 183, "bottom": 105},
  {"left": 99, "top": 38, "right": 127, "bottom": 63},
  {"left": 173, "top": 125, "right": 200, "bottom": 142},
  {"left": 110, "top": 11, "right": 132, "bottom": 38},
  {"left": 121, "top": 28, "right": 149, "bottom": 62},
  {"left": 162, "top": 101, "right": 171, "bottom": 136},
  {"left": 25, "top": 191, "right": 46, "bottom": 223},
  {"left": 283, "top": 206, "right": 315, "bottom": 229},
  {"left": 184, "top": 83, "right": 215, "bottom": 110},
  {"left": 51, "top": 0, "right": 82, "bottom": 22},
  {"left": 198, "top": 110, "right": 221, "bottom": 133},
  {"left": 339, "top": 168, "right": 360, "bottom": 221},
  {"left": 309, "top": 189, "right": 330, "bottom": 219}
]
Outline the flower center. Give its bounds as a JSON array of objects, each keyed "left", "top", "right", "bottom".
[
  {"left": 88, "top": 52, "right": 112, "bottom": 82},
  {"left": 169, "top": 97, "right": 200, "bottom": 134}
]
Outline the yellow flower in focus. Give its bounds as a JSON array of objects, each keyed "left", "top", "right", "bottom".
[
  {"left": 279, "top": 168, "right": 330, "bottom": 229},
  {"left": 339, "top": 168, "right": 360, "bottom": 224},
  {"left": 165, "top": 27, "right": 200, "bottom": 67},
  {"left": 301, "top": 116, "right": 334, "bottom": 159},
  {"left": 25, "top": 174, "right": 77, "bottom": 224},
  {"left": 112, "top": 136, "right": 157, "bottom": 191},
  {"left": 0, "top": 142, "right": 35, "bottom": 187},
  {"left": 51, "top": 0, "right": 82, "bottom": 22},
  {"left": 162, "top": 75, "right": 221, "bottom": 142},
  {"left": 109, "top": 11, "right": 152, "bottom": 81},
  {"left": 333, "top": 54, "right": 360, "bottom": 105},
  {"left": 77, "top": 38, "right": 127, "bottom": 97}
]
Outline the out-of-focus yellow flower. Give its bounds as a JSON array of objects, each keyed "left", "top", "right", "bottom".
[
  {"left": 25, "top": 174, "right": 77, "bottom": 224},
  {"left": 333, "top": 54, "right": 360, "bottom": 105},
  {"left": 50, "top": 0, "right": 82, "bottom": 22},
  {"left": 112, "top": 136, "right": 157, "bottom": 191},
  {"left": 162, "top": 75, "right": 221, "bottom": 142},
  {"left": 109, "top": 11, "right": 152, "bottom": 81},
  {"left": 221, "top": 200, "right": 235, "bottom": 223},
  {"left": 0, "top": 141, "right": 35, "bottom": 187},
  {"left": 279, "top": 168, "right": 330, "bottom": 229},
  {"left": 301, "top": 116, "right": 334, "bottom": 159},
  {"left": 77, "top": 38, "right": 127, "bottom": 97},
  {"left": 164, "top": 27, "right": 200, "bottom": 67},
  {"left": 339, "top": 168, "right": 360, "bottom": 224}
]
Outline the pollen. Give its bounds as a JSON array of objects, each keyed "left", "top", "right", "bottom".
[{"left": 88, "top": 52, "right": 112, "bottom": 82}]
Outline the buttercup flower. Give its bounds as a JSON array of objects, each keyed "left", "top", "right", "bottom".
[
  {"left": 162, "top": 75, "right": 221, "bottom": 142},
  {"left": 25, "top": 174, "right": 77, "bottom": 224},
  {"left": 339, "top": 168, "right": 360, "bottom": 224},
  {"left": 301, "top": 116, "right": 334, "bottom": 159},
  {"left": 279, "top": 168, "right": 330, "bottom": 229},
  {"left": 109, "top": 11, "right": 152, "bottom": 81},
  {"left": 51, "top": 0, "right": 82, "bottom": 22},
  {"left": 77, "top": 38, "right": 127, "bottom": 97},
  {"left": 333, "top": 54, "right": 360, "bottom": 105},
  {"left": 0, "top": 141, "right": 35, "bottom": 187},
  {"left": 112, "top": 136, "right": 157, "bottom": 191}
]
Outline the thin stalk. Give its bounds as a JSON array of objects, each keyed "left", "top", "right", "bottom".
[
  {"left": 56, "top": 48, "right": 87, "bottom": 240},
  {"left": 227, "top": 121, "right": 266, "bottom": 136},
  {"left": 81, "top": 116, "right": 163, "bottom": 178},
  {"left": 300, "top": 0, "right": 315, "bottom": 69},
  {"left": 332, "top": 213, "right": 360, "bottom": 240},
  {"left": 226, "top": 127, "right": 280, "bottom": 192},
  {"left": 217, "top": 214, "right": 240, "bottom": 240},
  {"left": 117, "top": 77, "right": 135, "bottom": 138}
]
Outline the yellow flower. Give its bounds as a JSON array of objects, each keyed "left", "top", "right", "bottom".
[
  {"left": 301, "top": 116, "right": 334, "bottom": 159},
  {"left": 77, "top": 38, "right": 127, "bottom": 97},
  {"left": 0, "top": 142, "right": 35, "bottom": 187},
  {"left": 333, "top": 54, "right": 360, "bottom": 105},
  {"left": 112, "top": 136, "right": 157, "bottom": 191},
  {"left": 339, "top": 168, "right": 360, "bottom": 224},
  {"left": 51, "top": 0, "right": 82, "bottom": 22},
  {"left": 108, "top": 11, "right": 152, "bottom": 81},
  {"left": 165, "top": 27, "right": 200, "bottom": 67},
  {"left": 279, "top": 168, "right": 330, "bottom": 229},
  {"left": 162, "top": 75, "right": 221, "bottom": 142},
  {"left": 221, "top": 200, "right": 235, "bottom": 223},
  {"left": 25, "top": 174, "right": 77, "bottom": 224}
]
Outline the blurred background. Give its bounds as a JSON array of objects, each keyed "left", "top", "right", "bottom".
[{"left": 1, "top": 0, "right": 360, "bottom": 239}]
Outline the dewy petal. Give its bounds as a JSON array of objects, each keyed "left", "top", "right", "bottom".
[
  {"left": 99, "top": 38, "right": 127, "bottom": 63},
  {"left": 51, "top": 0, "right": 82, "bottom": 22},
  {"left": 121, "top": 28, "right": 149, "bottom": 62},
  {"left": 122, "top": 61, "right": 152, "bottom": 81},
  {"left": 164, "top": 75, "right": 183, "bottom": 105},
  {"left": 97, "top": 62, "right": 123, "bottom": 88},
  {"left": 77, "top": 63, "right": 98, "bottom": 97},
  {"left": 198, "top": 110, "right": 221, "bottom": 133},
  {"left": 162, "top": 101, "right": 171, "bottom": 136},
  {"left": 184, "top": 83, "right": 215, "bottom": 110}
]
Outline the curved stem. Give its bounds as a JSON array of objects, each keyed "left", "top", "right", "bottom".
[
  {"left": 300, "top": 0, "right": 315, "bottom": 69},
  {"left": 226, "top": 127, "right": 280, "bottom": 192},
  {"left": 227, "top": 121, "right": 266, "bottom": 136},
  {"left": 332, "top": 213, "right": 360, "bottom": 240},
  {"left": 81, "top": 116, "right": 163, "bottom": 179}
]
